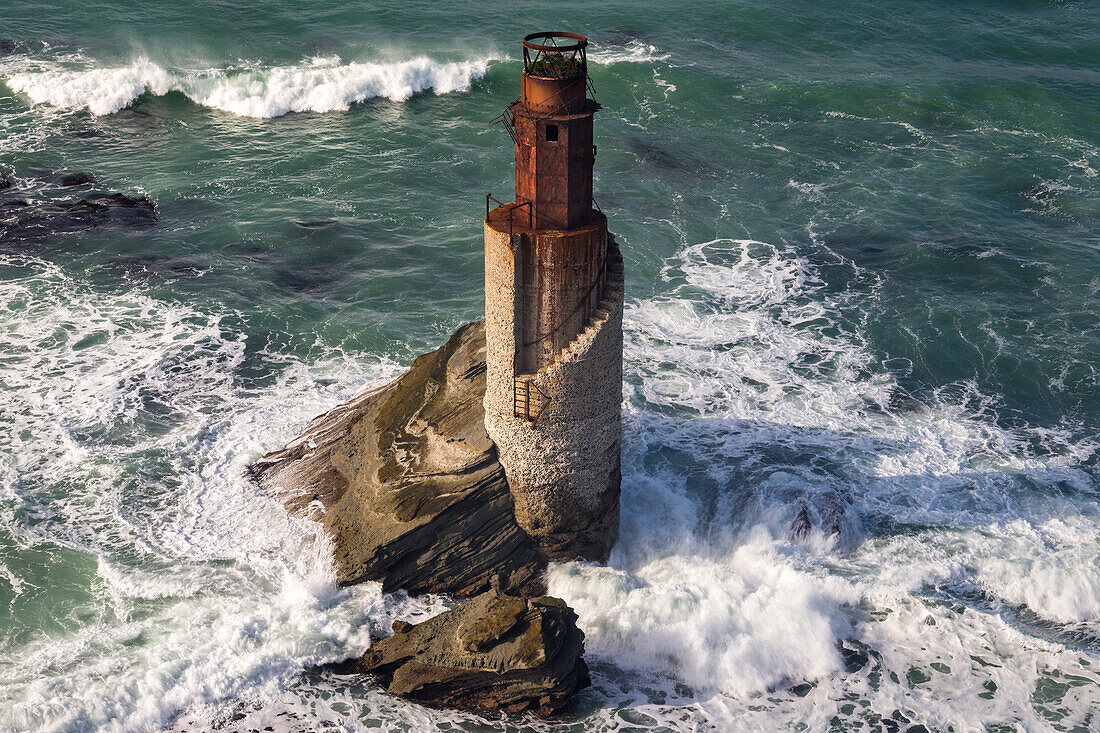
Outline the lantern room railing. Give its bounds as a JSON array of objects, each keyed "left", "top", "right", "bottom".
[{"left": 522, "top": 32, "right": 588, "bottom": 79}]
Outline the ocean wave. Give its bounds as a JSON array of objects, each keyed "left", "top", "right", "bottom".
[
  {"left": 0, "top": 254, "right": 445, "bottom": 731},
  {"left": 3, "top": 55, "right": 495, "bottom": 117},
  {"left": 545, "top": 237, "right": 1100, "bottom": 728},
  {"left": 588, "top": 39, "right": 670, "bottom": 65},
  {"left": 0, "top": 40, "right": 673, "bottom": 120}
]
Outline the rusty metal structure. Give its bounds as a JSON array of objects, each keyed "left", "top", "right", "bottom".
[
  {"left": 486, "top": 32, "right": 609, "bottom": 423},
  {"left": 482, "top": 32, "right": 623, "bottom": 561}
]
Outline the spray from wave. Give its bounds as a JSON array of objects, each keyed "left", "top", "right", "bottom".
[
  {"left": 588, "top": 39, "right": 670, "bottom": 65},
  {"left": 545, "top": 238, "right": 1100, "bottom": 730},
  {"left": 3, "top": 55, "right": 496, "bottom": 118},
  {"left": 0, "top": 254, "right": 453, "bottom": 731}
]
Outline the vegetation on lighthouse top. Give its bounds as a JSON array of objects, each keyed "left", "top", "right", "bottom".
[{"left": 527, "top": 52, "right": 584, "bottom": 79}]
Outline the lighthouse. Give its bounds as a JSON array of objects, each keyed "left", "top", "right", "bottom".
[{"left": 484, "top": 32, "right": 624, "bottom": 562}]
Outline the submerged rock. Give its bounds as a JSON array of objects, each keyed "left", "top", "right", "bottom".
[
  {"left": 331, "top": 591, "right": 589, "bottom": 717},
  {"left": 0, "top": 39, "right": 30, "bottom": 57},
  {"left": 250, "top": 321, "right": 547, "bottom": 598},
  {"left": 56, "top": 171, "right": 96, "bottom": 187},
  {"left": 1, "top": 189, "right": 157, "bottom": 247}
]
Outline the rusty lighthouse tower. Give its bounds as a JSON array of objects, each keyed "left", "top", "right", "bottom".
[{"left": 484, "top": 32, "right": 624, "bottom": 562}]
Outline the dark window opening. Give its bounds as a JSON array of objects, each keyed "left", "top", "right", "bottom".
[{"left": 545, "top": 124, "right": 559, "bottom": 142}]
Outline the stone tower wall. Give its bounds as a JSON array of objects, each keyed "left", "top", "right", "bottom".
[
  {"left": 483, "top": 220, "right": 624, "bottom": 561},
  {"left": 515, "top": 215, "right": 607, "bottom": 373}
]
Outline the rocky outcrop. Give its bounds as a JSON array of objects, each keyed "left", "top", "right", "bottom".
[
  {"left": 331, "top": 591, "right": 589, "bottom": 717},
  {"left": 250, "top": 321, "right": 547, "bottom": 598},
  {"left": 252, "top": 322, "right": 599, "bottom": 716}
]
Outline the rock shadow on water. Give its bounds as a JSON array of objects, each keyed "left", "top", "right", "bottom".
[
  {"left": 294, "top": 219, "right": 339, "bottom": 230},
  {"left": 268, "top": 218, "right": 364, "bottom": 294},
  {"left": 0, "top": 38, "right": 32, "bottom": 57},
  {"left": 272, "top": 265, "right": 344, "bottom": 294},
  {"left": 93, "top": 253, "right": 205, "bottom": 282},
  {"left": 626, "top": 136, "right": 717, "bottom": 179}
]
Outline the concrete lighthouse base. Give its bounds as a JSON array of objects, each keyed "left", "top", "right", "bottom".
[{"left": 483, "top": 220, "right": 624, "bottom": 561}]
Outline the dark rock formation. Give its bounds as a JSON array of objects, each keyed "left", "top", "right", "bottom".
[
  {"left": 1, "top": 190, "right": 157, "bottom": 247},
  {"left": 250, "top": 321, "right": 547, "bottom": 598},
  {"left": 56, "top": 171, "right": 96, "bottom": 187},
  {"left": 0, "top": 39, "right": 31, "bottom": 57},
  {"left": 331, "top": 591, "right": 589, "bottom": 717},
  {"left": 790, "top": 493, "right": 847, "bottom": 542}
]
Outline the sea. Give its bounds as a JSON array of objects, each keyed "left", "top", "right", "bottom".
[{"left": 1, "top": 2, "right": 1098, "bottom": 731}]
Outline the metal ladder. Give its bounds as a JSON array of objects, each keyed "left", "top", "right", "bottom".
[{"left": 513, "top": 376, "right": 550, "bottom": 427}]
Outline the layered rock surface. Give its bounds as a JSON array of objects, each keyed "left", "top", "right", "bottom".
[
  {"left": 331, "top": 591, "right": 590, "bottom": 717},
  {"left": 250, "top": 321, "right": 547, "bottom": 598}
]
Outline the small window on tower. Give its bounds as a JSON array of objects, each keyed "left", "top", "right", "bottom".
[{"left": 545, "top": 124, "right": 559, "bottom": 142}]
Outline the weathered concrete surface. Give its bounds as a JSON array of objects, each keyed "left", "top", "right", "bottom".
[
  {"left": 483, "top": 220, "right": 624, "bottom": 562},
  {"left": 250, "top": 321, "right": 547, "bottom": 598},
  {"left": 330, "top": 591, "right": 590, "bottom": 717}
]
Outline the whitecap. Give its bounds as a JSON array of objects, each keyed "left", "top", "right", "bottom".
[
  {"left": 545, "top": 235, "right": 1100, "bottom": 729},
  {"left": 588, "top": 39, "right": 670, "bottom": 65},
  {"left": 4, "top": 54, "right": 496, "bottom": 118}
]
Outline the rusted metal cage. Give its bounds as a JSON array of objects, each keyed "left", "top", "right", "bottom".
[
  {"left": 521, "top": 32, "right": 589, "bottom": 115},
  {"left": 522, "top": 32, "right": 588, "bottom": 78}
]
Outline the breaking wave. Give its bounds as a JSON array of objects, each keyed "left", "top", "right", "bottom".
[
  {"left": 1, "top": 41, "right": 673, "bottom": 120},
  {"left": 544, "top": 238, "right": 1100, "bottom": 730},
  {"left": 3, "top": 55, "right": 496, "bottom": 117},
  {"left": 588, "top": 39, "right": 671, "bottom": 65}
]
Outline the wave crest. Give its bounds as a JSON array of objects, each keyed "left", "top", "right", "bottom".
[{"left": 5, "top": 55, "right": 495, "bottom": 117}]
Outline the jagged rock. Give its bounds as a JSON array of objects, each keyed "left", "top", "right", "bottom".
[
  {"left": 250, "top": 321, "right": 547, "bottom": 598},
  {"left": 330, "top": 591, "right": 589, "bottom": 717},
  {"left": 790, "top": 491, "right": 847, "bottom": 540},
  {"left": 790, "top": 503, "right": 812, "bottom": 540}
]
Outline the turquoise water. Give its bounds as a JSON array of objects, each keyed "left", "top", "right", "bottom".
[{"left": 2, "top": 2, "right": 1098, "bottom": 731}]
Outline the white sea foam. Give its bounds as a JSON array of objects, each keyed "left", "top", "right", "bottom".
[
  {"left": 0, "top": 41, "right": 674, "bottom": 121},
  {"left": 550, "top": 528, "right": 860, "bottom": 696},
  {"left": 4, "top": 55, "right": 495, "bottom": 117},
  {"left": 0, "top": 254, "right": 449, "bottom": 731},
  {"left": 544, "top": 237, "right": 1100, "bottom": 730},
  {"left": 2, "top": 230, "right": 1098, "bottom": 731},
  {"left": 588, "top": 39, "right": 671, "bottom": 66}
]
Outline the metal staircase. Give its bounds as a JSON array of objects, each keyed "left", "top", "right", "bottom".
[{"left": 512, "top": 245, "right": 623, "bottom": 429}]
